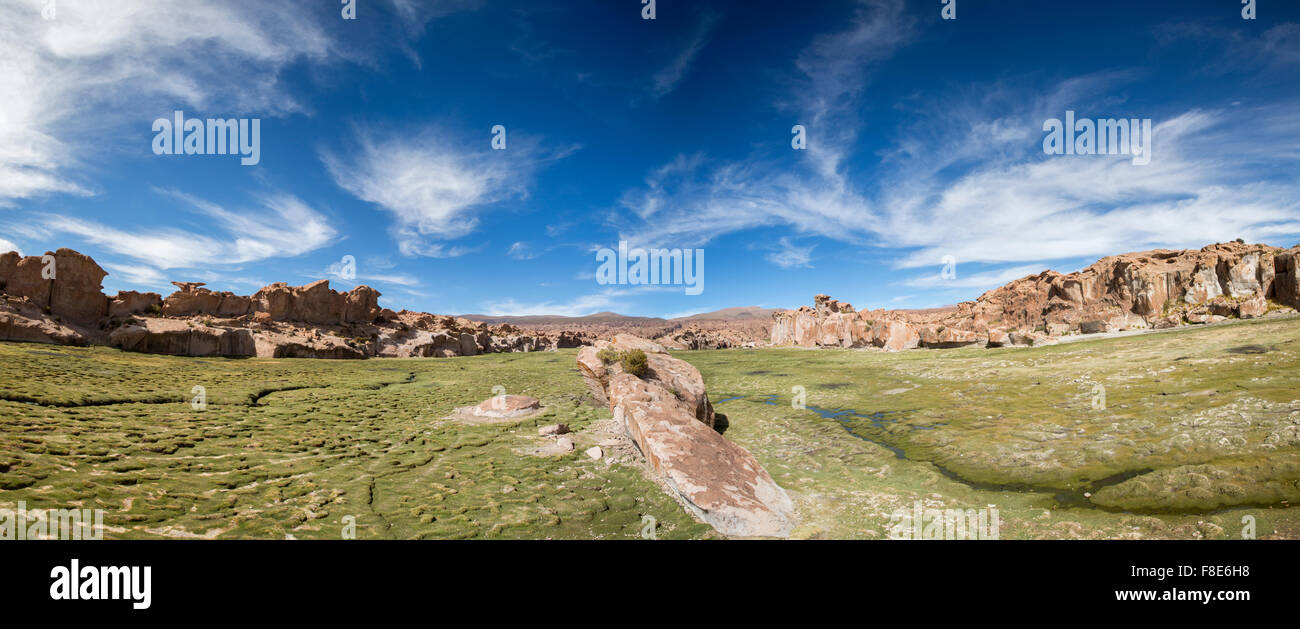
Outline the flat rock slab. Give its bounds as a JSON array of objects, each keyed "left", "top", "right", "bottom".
[
  {"left": 449, "top": 395, "right": 545, "bottom": 424},
  {"left": 475, "top": 394, "right": 541, "bottom": 417},
  {"left": 609, "top": 373, "right": 796, "bottom": 538}
]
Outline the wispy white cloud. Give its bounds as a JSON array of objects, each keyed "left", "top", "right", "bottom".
[
  {"left": 321, "top": 259, "right": 421, "bottom": 288},
  {"left": 480, "top": 291, "right": 626, "bottom": 318},
  {"left": 0, "top": 0, "right": 469, "bottom": 204},
  {"left": 615, "top": 3, "right": 1300, "bottom": 279},
  {"left": 322, "top": 125, "right": 575, "bottom": 257},
  {"left": 765, "top": 237, "right": 815, "bottom": 268},
  {"left": 615, "top": 0, "right": 909, "bottom": 247},
  {"left": 102, "top": 262, "right": 168, "bottom": 289},
  {"left": 39, "top": 189, "right": 338, "bottom": 276},
  {"left": 507, "top": 241, "right": 537, "bottom": 260},
  {"left": 649, "top": 11, "right": 719, "bottom": 99},
  {"left": 900, "top": 264, "right": 1047, "bottom": 290},
  {"left": 875, "top": 103, "right": 1300, "bottom": 270}
]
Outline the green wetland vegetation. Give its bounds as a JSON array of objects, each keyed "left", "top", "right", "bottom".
[{"left": 2, "top": 316, "right": 1298, "bottom": 539}]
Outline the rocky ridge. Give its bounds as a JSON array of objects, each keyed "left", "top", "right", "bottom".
[
  {"left": 771, "top": 241, "right": 1300, "bottom": 350},
  {"left": 576, "top": 334, "right": 796, "bottom": 537},
  {"left": 0, "top": 248, "right": 588, "bottom": 358}
]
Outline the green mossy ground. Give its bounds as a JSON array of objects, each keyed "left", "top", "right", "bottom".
[
  {"left": 2, "top": 316, "right": 1297, "bottom": 539},
  {"left": 0, "top": 347, "right": 714, "bottom": 539}
]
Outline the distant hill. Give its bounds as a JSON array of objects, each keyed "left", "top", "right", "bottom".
[
  {"left": 672, "top": 306, "right": 783, "bottom": 321},
  {"left": 459, "top": 306, "right": 783, "bottom": 325},
  {"left": 457, "top": 311, "right": 667, "bottom": 326}
]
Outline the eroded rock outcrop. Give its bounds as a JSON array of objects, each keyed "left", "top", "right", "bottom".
[
  {"left": 0, "top": 247, "right": 596, "bottom": 359},
  {"left": 108, "top": 291, "right": 162, "bottom": 318},
  {"left": 0, "top": 297, "right": 92, "bottom": 345},
  {"left": 577, "top": 334, "right": 715, "bottom": 427},
  {"left": 578, "top": 335, "right": 795, "bottom": 537},
  {"left": 772, "top": 241, "right": 1300, "bottom": 350},
  {"left": 0, "top": 249, "right": 108, "bottom": 324},
  {"left": 163, "top": 282, "right": 253, "bottom": 317},
  {"left": 110, "top": 319, "right": 255, "bottom": 357}
]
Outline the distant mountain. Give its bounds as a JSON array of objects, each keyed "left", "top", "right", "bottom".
[
  {"left": 671, "top": 306, "right": 783, "bottom": 321},
  {"left": 459, "top": 306, "right": 783, "bottom": 325},
  {"left": 457, "top": 311, "right": 667, "bottom": 326}
]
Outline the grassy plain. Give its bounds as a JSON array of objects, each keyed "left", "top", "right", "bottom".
[{"left": 2, "top": 316, "right": 1297, "bottom": 539}]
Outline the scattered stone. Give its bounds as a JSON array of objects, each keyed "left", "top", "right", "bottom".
[
  {"left": 538, "top": 423, "right": 569, "bottom": 436},
  {"left": 472, "top": 395, "right": 542, "bottom": 419},
  {"left": 1239, "top": 295, "right": 1267, "bottom": 319},
  {"left": 584, "top": 446, "right": 603, "bottom": 460}
]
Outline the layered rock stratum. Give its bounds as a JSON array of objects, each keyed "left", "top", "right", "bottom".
[{"left": 772, "top": 241, "right": 1300, "bottom": 350}]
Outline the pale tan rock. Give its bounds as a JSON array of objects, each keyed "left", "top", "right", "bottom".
[
  {"left": 611, "top": 333, "right": 666, "bottom": 354},
  {"left": 608, "top": 374, "right": 796, "bottom": 538},
  {"left": 0, "top": 300, "right": 91, "bottom": 345},
  {"left": 576, "top": 345, "right": 610, "bottom": 406},
  {"left": 109, "top": 318, "right": 255, "bottom": 357},
  {"left": 1238, "top": 295, "right": 1267, "bottom": 319},
  {"left": 920, "top": 326, "right": 984, "bottom": 348},
  {"left": 2, "top": 249, "right": 107, "bottom": 324},
  {"left": 1275, "top": 247, "right": 1300, "bottom": 310},
  {"left": 472, "top": 395, "right": 542, "bottom": 418},
  {"left": 580, "top": 335, "right": 716, "bottom": 427},
  {"left": 108, "top": 291, "right": 162, "bottom": 318},
  {"left": 870, "top": 319, "right": 920, "bottom": 351}
]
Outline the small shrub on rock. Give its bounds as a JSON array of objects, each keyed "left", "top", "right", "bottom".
[{"left": 621, "top": 349, "right": 648, "bottom": 377}]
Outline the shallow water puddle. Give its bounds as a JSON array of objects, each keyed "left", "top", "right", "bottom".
[{"left": 716, "top": 393, "right": 1153, "bottom": 512}]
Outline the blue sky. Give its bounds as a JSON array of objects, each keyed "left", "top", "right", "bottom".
[{"left": 2, "top": 0, "right": 1298, "bottom": 318}]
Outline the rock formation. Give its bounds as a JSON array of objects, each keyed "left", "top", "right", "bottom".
[
  {"left": 576, "top": 334, "right": 796, "bottom": 537},
  {"left": 0, "top": 248, "right": 108, "bottom": 324},
  {"left": 110, "top": 319, "right": 256, "bottom": 357},
  {"left": 0, "top": 248, "right": 594, "bottom": 358},
  {"left": 577, "top": 334, "right": 715, "bottom": 427},
  {"left": 772, "top": 241, "right": 1300, "bottom": 350}
]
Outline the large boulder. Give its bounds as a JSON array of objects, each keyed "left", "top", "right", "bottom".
[
  {"left": 609, "top": 374, "right": 796, "bottom": 538},
  {"left": 1238, "top": 295, "right": 1267, "bottom": 319},
  {"left": 0, "top": 251, "right": 19, "bottom": 290},
  {"left": 576, "top": 345, "right": 610, "bottom": 406},
  {"left": 291, "top": 279, "right": 340, "bottom": 324},
  {"left": 0, "top": 301, "right": 90, "bottom": 345},
  {"left": 344, "top": 285, "right": 380, "bottom": 322},
  {"left": 162, "top": 282, "right": 253, "bottom": 317},
  {"left": 920, "top": 326, "right": 984, "bottom": 348},
  {"left": 251, "top": 280, "right": 380, "bottom": 324},
  {"left": 109, "top": 319, "right": 255, "bottom": 357},
  {"left": 2, "top": 249, "right": 108, "bottom": 324},
  {"left": 870, "top": 319, "right": 920, "bottom": 351},
  {"left": 578, "top": 336, "right": 715, "bottom": 427},
  {"left": 1276, "top": 247, "right": 1300, "bottom": 310},
  {"left": 610, "top": 333, "right": 666, "bottom": 354},
  {"left": 108, "top": 291, "right": 162, "bottom": 318}
]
